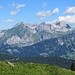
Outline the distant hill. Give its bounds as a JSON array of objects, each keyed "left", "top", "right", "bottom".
[
  {"left": 0, "top": 53, "right": 73, "bottom": 69},
  {"left": 19, "top": 56, "right": 73, "bottom": 69},
  {"left": 0, "top": 53, "right": 16, "bottom": 61}
]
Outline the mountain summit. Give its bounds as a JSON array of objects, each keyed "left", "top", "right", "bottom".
[
  {"left": 0, "top": 21, "right": 75, "bottom": 58},
  {"left": 0, "top": 21, "right": 73, "bottom": 47}
]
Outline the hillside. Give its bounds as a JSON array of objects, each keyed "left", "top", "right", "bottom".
[
  {"left": 19, "top": 56, "right": 73, "bottom": 69},
  {"left": 0, "top": 61, "right": 75, "bottom": 75},
  {"left": 0, "top": 53, "right": 73, "bottom": 68},
  {"left": 0, "top": 53, "right": 16, "bottom": 61},
  {"left": 0, "top": 22, "right": 75, "bottom": 59},
  {"left": 1, "top": 30, "right": 75, "bottom": 59}
]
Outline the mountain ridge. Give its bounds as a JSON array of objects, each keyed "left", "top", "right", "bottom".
[
  {"left": 0, "top": 30, "right": 75, "bottom": 59},
  {"left": 0, "top": 21, "right": 75, "bottom": 59},
  {"left": 0, "top": 21, "right": 73, "bottom": 47}
]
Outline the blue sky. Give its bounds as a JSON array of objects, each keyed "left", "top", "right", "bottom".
[{"left": 0, "top": 0, "right": 75, "bottom": 30}]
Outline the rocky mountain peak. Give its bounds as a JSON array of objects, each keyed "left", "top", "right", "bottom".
[
  {"left": 66, "top": 24, "right": 71, "bottom": 28},
  {"left": 40, "top": 22, "right": 46, "bottom": 25},
  {"left": 0, "top": 21, "right": 73, "bottom": 47},
  {"left": 14, "top": 22, "right": 28, "bottom": 28},
  {"left": 56, "top": 21, "right": 71, "bottom": 28}
]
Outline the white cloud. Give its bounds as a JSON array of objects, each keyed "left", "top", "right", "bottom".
[
  {"left": 65, "top": 7, "right": 75, "bottom": 14},
  {"left": 36, "top": 8, "right": 59, "bottom": 20},
  {"left": 2, "top": 19, "right": 14, "bottom": 23},
  {"left": 16, "top": 4, "right": 26, "bottom": 9},
  {"left": 42, "top": 2, "right": 47, "bottom": 7},
  {"left": 36, "top": 10, "right": 51, "bottom": 17},
  {"left": 10, "top": 9, "right": 19, "bottom": 15},
  {"left": 57, "top": 15, "right": 75, "bottom": 24},
  {"left": 47, "top": 15, "right": 75, "bottom": 25},
  {"left": 52, "top": 8, "right": 59, "bottom": 15},
  {"left": 10, "top": 3, "right": 26, "bottom": 15}
]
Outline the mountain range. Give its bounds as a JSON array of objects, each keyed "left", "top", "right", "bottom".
[{"left": 0, "top": 21, "right": 75, "bottom": 59}]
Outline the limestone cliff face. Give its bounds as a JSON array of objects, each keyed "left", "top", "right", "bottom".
[{"left": 0, "top": 22, "right": 73, "bottom": 47}]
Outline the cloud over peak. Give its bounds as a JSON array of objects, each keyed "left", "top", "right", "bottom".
[
  {"left": 47, "top": 15, "right": 75, "bottom": 26},
  {"left": 65, "top": 7, "right": 75, "bottom": 14},
  {"left": 58, "top": 15, "right": 75, "bottom": 24}
]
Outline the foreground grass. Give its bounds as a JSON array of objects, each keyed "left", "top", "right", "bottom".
[{"left": 0, "top": 61, "right": 75, "bottom": 75}]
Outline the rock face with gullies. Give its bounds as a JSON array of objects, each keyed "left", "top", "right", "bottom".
[
  {"left": 0, "top": 21, "right": 73, "bottom": 47},
  {"left": 0, "top": 29, "right": 7, "bottom": 38},
  {"left": 0, "top": 22, "right": 75, "bottom": 59},
  {"left": 1, "top": 21, "right": 75, "bottom": 59}
]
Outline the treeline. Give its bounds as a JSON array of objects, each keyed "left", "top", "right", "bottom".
[
  {"left": 18, "top": 56, "right": 73, "bottom": 69},
  {"left": 0, "top": 53, "right": 74, "bottom": 69}
]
